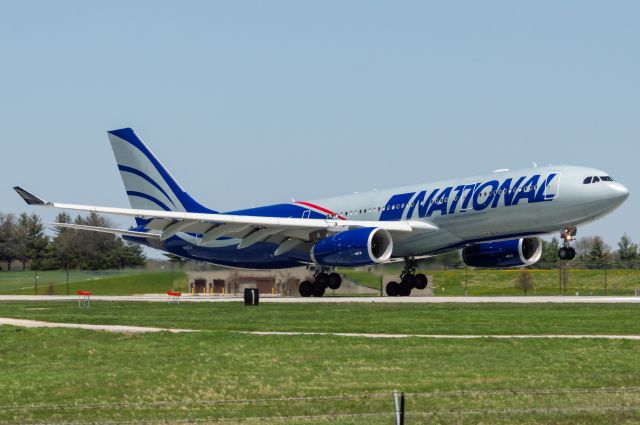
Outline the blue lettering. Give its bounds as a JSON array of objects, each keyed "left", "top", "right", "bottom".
[
  {"left": 473, "top": 180, "right": 499, "bottom": 211},
  {"left": 419, "top": 189, "right": 439, "bottom": 217},
  {"left": 512, "top": 175, "right": 541, "bottom": 205},
  {"left": 460, "top": 183, "right": 479, "bottom": 212},
  {"left": 534, "top": 173, "right": 559, "bottom": 202},
  {"left": 405, "top": 189, "right": 439, "bottom": 219},
  {"left": 502, "top": 176, "right": 526, "bottom": 206},
  {"left": 427, "top": 187, "right": 452, "bottom": 217},
  {"left": 380, "top": 192, "right": 415, "bottom": 221},
  {"left": 448, "top": 185, "right": 466, "bottom": 214},
  {"left": 491, "top": 178, "right": 512, "bottom": 208}
]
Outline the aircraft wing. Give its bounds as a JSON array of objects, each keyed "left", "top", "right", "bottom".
[
  {"left": 49, "top": 222, "right": 161, "bottom": 238},
  {"left": 14, "top": 187, "right": 438, "bottom": 252}
]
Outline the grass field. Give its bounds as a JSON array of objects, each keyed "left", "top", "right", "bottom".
[
  {"left": 0, "top": 270, "right": 188, "bottom": 295},
  {"left": 0, "top": 301, "right": 640, "bottom": 424},
  {"left": 342, "top": 267, "right": 640, "bottom": 296}
]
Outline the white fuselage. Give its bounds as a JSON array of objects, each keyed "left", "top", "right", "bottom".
[{"left": 308, "top": 165, "right": 629, "bottom": 257}]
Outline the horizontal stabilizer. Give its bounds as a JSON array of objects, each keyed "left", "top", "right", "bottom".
[
  {"left": 49, "top": 222, "right": 159, "bottom": 238},
  {"left": 13, "top": 187, "right": 49, "bottom": 206}
]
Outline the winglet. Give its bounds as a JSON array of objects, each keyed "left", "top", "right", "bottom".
[{"left": 13, "top": 186, "right": 50, "bottom": 206}]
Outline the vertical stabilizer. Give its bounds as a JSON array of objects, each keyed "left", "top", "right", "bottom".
[{"left": 107, "top": 128, "right": 215, "bottom": 214}]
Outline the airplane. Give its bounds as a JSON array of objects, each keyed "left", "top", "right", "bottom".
[{"left": 14, "top": 128, "right": 630, "bottom": 297}]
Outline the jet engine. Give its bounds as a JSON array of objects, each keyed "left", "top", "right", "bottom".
[
  {"left": 311, "top": 227, "right": 393, "bottom": 267},
  {"left": 461, "top": 237, "right": 542, "bottom": 268}
]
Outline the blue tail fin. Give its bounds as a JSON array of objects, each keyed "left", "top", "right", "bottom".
[{"left": 107, "top": 128, "right": 216, "bottom": 215}]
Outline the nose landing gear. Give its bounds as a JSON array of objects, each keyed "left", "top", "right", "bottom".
[
  {"left": 386, "top": 258, "right": 428, "bottom": 297},
  {"left": 298, "top": 269, "right": 342, "bottom": 297},
  {"left": 558, "top": 227, "right": 577, "bottom": 261}
]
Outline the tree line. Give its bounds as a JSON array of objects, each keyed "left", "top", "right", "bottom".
[{"left": 0, "top": 211, "right": 146, "bottom": 271}]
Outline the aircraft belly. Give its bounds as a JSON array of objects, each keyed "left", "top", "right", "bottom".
[
  {"left": 160, "top": 236, "right": 310, "bottom": 269},
  {"left": 393, "top": 228, "right": 463, "bottom": 257}
]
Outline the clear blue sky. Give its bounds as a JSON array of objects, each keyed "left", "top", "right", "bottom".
[{"left": 1, "top": 1, "right": 638, "bottom": 254}]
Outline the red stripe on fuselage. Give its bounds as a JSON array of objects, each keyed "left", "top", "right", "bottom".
[{"left": 295, "top": 201, "right": 347, "bottom": 220}]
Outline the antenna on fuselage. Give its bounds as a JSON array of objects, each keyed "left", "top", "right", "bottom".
[{"left": 533, "top": 161, "right": 538, "bottom": 168}]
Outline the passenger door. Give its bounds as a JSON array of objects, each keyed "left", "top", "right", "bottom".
[{"left": 543, "top": 172, "right": 561, "bottom": 201}]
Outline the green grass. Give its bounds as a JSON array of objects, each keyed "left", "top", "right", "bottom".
[
  {"left": 0, "top": 271, "right": 187, "bottom": 295},
  {"left": 1, "top": 301, "right": 640, "bottom": 335},
  {"left": 0, "top": 302, "right": 640, "bottom": 423},
  {"left": 340, "top": 269, "right": 383, "bottom": 291},
  {"left": 343, "top": 267, "right": 640, "bottom": 295}
]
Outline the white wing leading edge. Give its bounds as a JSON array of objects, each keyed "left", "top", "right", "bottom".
[{"left": 14, "top": 187, "right": 438, "bottom": 254}]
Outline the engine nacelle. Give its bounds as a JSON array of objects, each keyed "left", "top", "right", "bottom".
[
  {"left": 311, "top": 227, "right": 393, "bottom": 267},
  {"left": 461, "top": 237, "right": 542, "bottom": 268}
]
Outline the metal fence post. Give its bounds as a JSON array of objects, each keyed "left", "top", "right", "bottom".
[
  {"left": 604, "top": 257, "right": 608, "bottom": 295},
  {"left": 394, "top": 390, "right": 405, "bottom": 425}
]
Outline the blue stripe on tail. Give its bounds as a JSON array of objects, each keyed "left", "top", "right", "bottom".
[
  {"left": 118, "top": 164, "right": 176, "bottom": 208},
  {"left": 126, "top": 191, "right": 172, "bottom": 211},
  {"left": 108, "top": 128, "right": 217, "bottom": 214}
]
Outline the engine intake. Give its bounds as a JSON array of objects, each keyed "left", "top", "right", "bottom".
[
  {"left": 462, "top": 237, "right": 542, "bottom": 268},
  {"left": 311, "top": 227, "right": 393, "bottom": 267}
]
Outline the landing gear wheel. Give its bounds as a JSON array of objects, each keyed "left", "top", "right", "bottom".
[
  {"left": 567, "top": 247, "right": 576, "bottom": 260},
  {"left": 311, "top": 282, "right": 325, "bottom": 297},
  {"left": 315, "top": 272, "right": 330, "bottom": 288},
  {"left": 299, "top": 281, "right": 313, "bottom": 297},
  {"left": 328, "top": 272, "right": 342, "bottom": 290},
  {"left": 401, "top": 274, "right": 416, "bottom": 288},
  {"left": 558, "top": 247, "right": 569, "bottom": 260},
  {"left": 414, "top": 274, "right": 428, "bottom": 290},
  {"left": 386, "top": 281, "right": 400, "bottom": 297},
  {"left": 398, "top": 283, "right": 412, "bottom": 297}
]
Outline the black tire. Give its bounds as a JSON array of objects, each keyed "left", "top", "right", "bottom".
[
  {"left": 567, "top": 247, "right": 576, "bottom": 260},
  {"left": 311, "top": 282, "right": 325, "bottom": 297},
  {"left": 398, "top": 283, "right": 412, "bottom": 297},
  {"left": 328, "top": 272, "right": 342, "bottom": 290},
  {"left": 414, "top": 273, "right": 428, "bottom": 290},
  {"left": 386, "top": 281, "right": 400, "bottom": 297},
  {"left": 558, "top": 247, "right": 569, "bottom": 260},
  {"left": 401, "top": 274, "right": 416, "bottom": 288},
  {"left": 299, "top": 281, "right": 313, "bottom": 297},
  {"left": 315, "top": 272, "right": 330, "bottom": 288}
]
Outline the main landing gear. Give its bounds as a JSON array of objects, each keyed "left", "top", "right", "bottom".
[
  {"left": 558, "top": 226, "right": 577, "bottom": 261},
  {"left": 385, "top": 258, "right": 428, "bottom": 297},
  {"left": 299, "top": 269, "right": 342, "bottom": 297}
]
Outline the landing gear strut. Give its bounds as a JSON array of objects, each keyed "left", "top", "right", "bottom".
[
  {"left": 558, "top": 227, "right": 577, "bottom": 261},
  {"left": 298, "top": 269, "right": 342, "bottom": 297},
  {"left": 386, "top": 258, "right": 428, "bottom": 297}
]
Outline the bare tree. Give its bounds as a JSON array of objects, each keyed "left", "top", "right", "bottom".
[{"left": 515, "top": 268, "right": 534, "bottom": 295}]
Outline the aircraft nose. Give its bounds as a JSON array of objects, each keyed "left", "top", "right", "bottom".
[{"left": 608, "top": 182, "right": 630, "bottom": 202}]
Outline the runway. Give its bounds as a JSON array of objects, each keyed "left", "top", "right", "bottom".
[{"left": 1, "top": 295, "right": 640, "bottom": 303}]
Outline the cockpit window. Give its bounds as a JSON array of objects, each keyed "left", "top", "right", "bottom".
[{"left": 584, "top": 175, "right": 614, "bottom": 184}]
